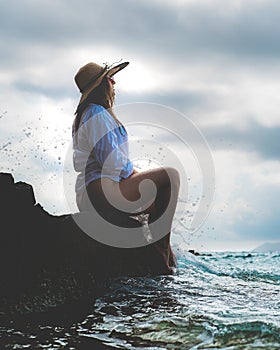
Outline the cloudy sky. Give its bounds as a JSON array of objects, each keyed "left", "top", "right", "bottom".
[{"left": 1, "top": 0, "right": 280, "bottom": 251}]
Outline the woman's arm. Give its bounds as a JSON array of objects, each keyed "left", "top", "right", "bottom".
[{"left": 87, "top": 108, "right": 133, "bottom": 181}]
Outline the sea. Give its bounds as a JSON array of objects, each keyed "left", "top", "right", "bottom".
[{"left": 0, "top": 250, "right": 279, "bottom": 350}]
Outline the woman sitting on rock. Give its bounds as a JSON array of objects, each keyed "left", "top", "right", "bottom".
[{"left": 72, "top": 60, "right": 180, "bottom": 274}]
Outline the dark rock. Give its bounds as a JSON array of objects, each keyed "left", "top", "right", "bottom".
[
  {"left": 188, "top": 249, "right": 212, "bottom": 257},
  {"left": 0, "top": 172, "right": 175, "bottom": 320},
  {"left": 188, "top": 249, "right": 200, "bottom": 256}
]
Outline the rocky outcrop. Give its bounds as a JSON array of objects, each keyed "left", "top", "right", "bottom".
[{"left": 0, "top": 172, "right": 174, "bottom": 319}]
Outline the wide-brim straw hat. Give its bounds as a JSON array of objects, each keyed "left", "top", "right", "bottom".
[{"left": 74, "top": 61, "right": 129, "bottom": 106}]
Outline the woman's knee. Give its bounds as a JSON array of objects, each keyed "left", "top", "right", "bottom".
[{"left": 163, "top": 167, "right": 180, "bottom": 189}]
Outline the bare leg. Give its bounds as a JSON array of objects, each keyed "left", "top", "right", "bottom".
[
  {"left": 119, "top": 167, "right": 180, "bottom": 269},
  {"left": 87, "top": 167, "right": 180, "bottom": 225},
  {"left": 86, "top": 167, "right": 180, "bottom": 271},
  {"left": 119, "top": 167, "right": 180, "bottom": 237}
]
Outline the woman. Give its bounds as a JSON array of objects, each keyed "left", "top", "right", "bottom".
[{"left": 72, "top": 61, "right": 180, "bottom": 274}]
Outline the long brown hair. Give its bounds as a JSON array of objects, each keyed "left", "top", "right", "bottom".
[{"left": 73, "top": 77, "right": 121, "bottom": 137}]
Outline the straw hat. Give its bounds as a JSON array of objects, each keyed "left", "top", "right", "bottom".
[{"left": 74, "top": 61, "right": 129, "bottom": 106}]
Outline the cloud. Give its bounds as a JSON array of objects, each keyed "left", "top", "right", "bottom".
[
  {"left": 2, "top": 0, "right": 280, "bottom": 65},
  {"left": 202, "top": 121, "right": 280, "bottom": 160},
  {"left": 1, "top": 0, "right": 280, "bottom": 250},
  {"left": 2, "top": 0, "right": 280, "bottom": 129},
  {"left": 199, "top": 149, "right": 280, "bottom": 249}
]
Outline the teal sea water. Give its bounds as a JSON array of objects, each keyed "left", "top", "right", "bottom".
[{"left": 1, "top": 251, "right": 280, "bottom": 349}]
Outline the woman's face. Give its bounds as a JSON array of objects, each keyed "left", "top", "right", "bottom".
[{"left": 107, "top": 76, "right": 116, "bottom": 101}]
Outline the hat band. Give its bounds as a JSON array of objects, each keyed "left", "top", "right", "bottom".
[{"left": 79, "top": 66, "right": 108, "bottom": 93}]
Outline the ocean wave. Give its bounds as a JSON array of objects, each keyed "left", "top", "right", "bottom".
[
  {"left": 176, "top": 251, "right": 280, "bottom": 285},
  {"left": 1, "top": 252, "right": 280, "bottom": 349}
]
